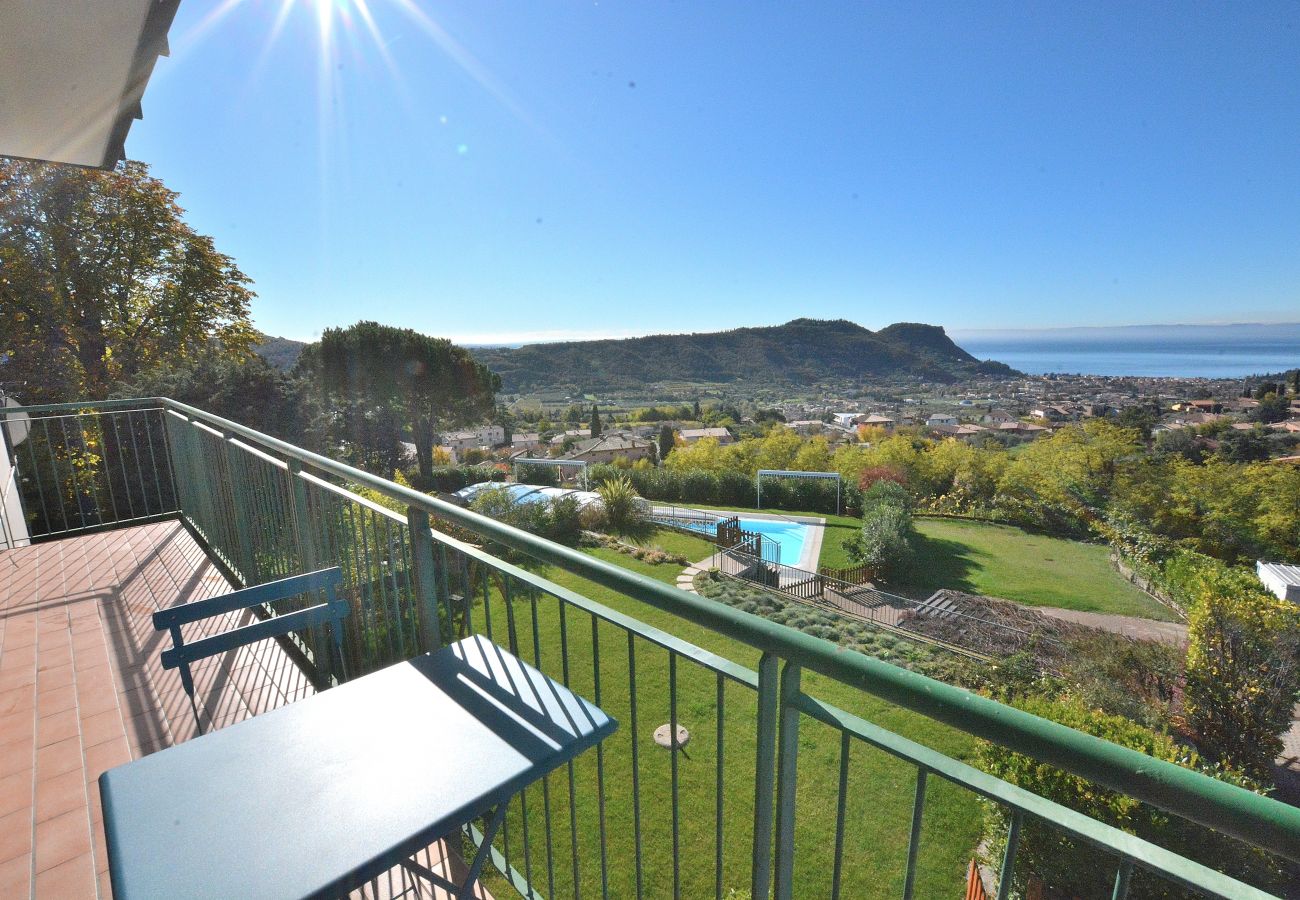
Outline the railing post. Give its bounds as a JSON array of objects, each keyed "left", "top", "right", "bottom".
[
  {"left": 773, "top": 661, "right": 802, "bottom": 899},
  {"left": 406, "top": 506, "right": 443, "bottom": 652},
  {"left": 751, "top": 652, "right": 779, "bottom": 899}
]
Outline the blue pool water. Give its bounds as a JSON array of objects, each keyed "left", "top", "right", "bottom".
[
  {"left": 670, "top": 514, "right": 812, "bottom": 566},
  {"left": 737, "top": 518, "right": 809, "bottom": 566}
]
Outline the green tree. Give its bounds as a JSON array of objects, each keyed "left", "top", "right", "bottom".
[
  {"left": 844, "top": 480, "right": 915, "bottom": 579},
  {"left": 297, "top": 322, "right": 499, "bottom": 481},
  {"left": 589, "top": 403, "right": 602, "bottom": 437},
  {"left": 1248, "top": 394, "right": 1289, "bottom": 424},
  {"left": 114, "top": 351, "right": 308, "bottom": 443},
  {"left": 0, "top": 159, "right": 256, "bottom": 401},
  {"left": 658, "top": 424, "right": 675, "bottom": 462}
]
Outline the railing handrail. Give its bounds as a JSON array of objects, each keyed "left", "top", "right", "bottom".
[{"left": 9, "top": 396, "right": 1300, "bottom": 864}]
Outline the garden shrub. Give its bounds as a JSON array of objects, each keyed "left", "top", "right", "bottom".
[
  {"left": 1183, "top": 565, "right": 1300, "bottom": 779},
  {"left": 978, "top": 695, "right": 1284, "bottom": 898}
]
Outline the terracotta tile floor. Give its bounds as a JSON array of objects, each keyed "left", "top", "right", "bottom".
[{"left": 0, "top": 522, "right": 489, "bottom": 899}]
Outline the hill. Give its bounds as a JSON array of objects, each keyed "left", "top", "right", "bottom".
[
  {"left": 471, "top": 319, "right": 1017, "bottom": 392},
  {"left": 254, "top": 333, "right": 306, "bottom": 371}
]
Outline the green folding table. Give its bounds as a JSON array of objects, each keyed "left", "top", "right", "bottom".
[{"left": 100, "top": 634, "right": 616, "bottom": 898}]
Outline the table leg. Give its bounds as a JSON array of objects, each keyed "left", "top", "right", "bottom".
[
  {"left": 396, "top": 803, "right": 509, "bottom": 899},
  {"left": 458, "top": 803, "right": 508, "bottom": 896}
]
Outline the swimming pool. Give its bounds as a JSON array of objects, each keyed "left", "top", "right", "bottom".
[
  {"left": 662, "top": 513, "right": 813, "bottom": 567},
  {"left": 735, "top": 518, "right": 809, "bottom": 567}
]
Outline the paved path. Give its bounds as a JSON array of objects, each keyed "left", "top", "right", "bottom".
[
  {"left": 674, "top": 554, "right": 719, "bottom": 594},
  {"left": 1032, "top": 607, "right": 1189, "bottom": 645}
]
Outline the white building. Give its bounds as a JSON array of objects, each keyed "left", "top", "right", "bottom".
[
  {"left": 926, "top": 414, "right": 958, "bottom": 427},
  {"left": 1257, "top": 561, "right": 1300, "bottom": 604},
  {"left": 441, "top": 424, "right": 507, "bottom": 451},
  {"left": 0, "top": 399, "right": 31, "bottom": 550}
]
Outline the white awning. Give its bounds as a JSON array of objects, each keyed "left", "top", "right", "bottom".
[{"left": 0, "top": 0, "right": 181, "bottom": 168}]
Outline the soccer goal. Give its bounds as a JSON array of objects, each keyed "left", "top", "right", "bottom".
[
  {"left": 755, "top": 469, "right": 841, "bottom": 515},
  {"left": 511, "top": 457, "right": 589, "bottom": 490}
]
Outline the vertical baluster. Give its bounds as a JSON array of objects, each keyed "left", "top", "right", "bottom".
[
  {"left": 481, "top": 566, "right": 493, "bottom": 642},
  {"left": 109, "top": 413, "right": 135, "bottom": 520},
  {"left": 669, "top": 650, "right": 681, "bottom": 900},
  {"left": 559, "top": 600, "right": 581, "bottom": 899},
  {"left": 628, "top": 632, "right": 644, "bottom": 900},
  {"left": 21, "top": 417, "right": 53, "bottom": 533},
  {"left": 715, "top": 673, "right": 725, "bottom": 900},
  {"left": 529, "top": 592, "right": 556, "bottom": 900},
  {"left": 773, "top": 661, "right": 802, "bottom": 899},
  {"left": 156, "top": 408, "right": 181, "bottom": 513},
  {"left": 751, "top": 652, "right": 779, "bottom": 900},
  {"left": 144, "top": 409, "right": 165, "bottom": 516},
  {"left": 831, "top": 732, "right": 850, "bottom": 900},
  {"left": 1111, "top": 859, "right": 1133, "bottom": 900},
  {"left": 126, "top": 410, "right": 149, "bottom": 521},
  {"left": 76, "top": 413, "right": 107, "bottom": 526},
  {"left": 592, "top": 615, "right": 610, "bottom": 900},
  {"left": 902, "top": 769, "right": 928, "bottom": 900},
  {"left": 56, "top": 417, "right": 86, "bottom": 532},
  {"left": 996, "top": 809, "right": 1024, "bottom": 900}
]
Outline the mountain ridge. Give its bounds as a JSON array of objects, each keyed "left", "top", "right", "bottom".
[
  {"left": 254, "top": 319, "right": 1018, "bottom": 390},
  {"left": 470, "top": 318, "right": 1017, "bottom": 391}
]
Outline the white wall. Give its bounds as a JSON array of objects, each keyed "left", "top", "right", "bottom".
[{"left": 0, "top": 429, "right": 30, "bottom": 550}]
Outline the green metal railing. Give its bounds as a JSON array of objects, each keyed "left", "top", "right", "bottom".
[
  {"left": 0, "top": 403, "right": 177, "bottom": 539},
  {"left": 4, "top": 397, "right": 1299, "bottom": 899}
]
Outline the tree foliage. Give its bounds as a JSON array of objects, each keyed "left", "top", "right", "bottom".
[
  {"left": 0, "top": 159, "right": 255, "bottom": 401},
  {"left": 1183, "top": 565, "right": 1300, "bottom": 779},
  {"left": 844, "top": 480, "right": 915, "bottom": 578},
  {"left": 296, "top": 321, "right": 499, "bottom": 481}
]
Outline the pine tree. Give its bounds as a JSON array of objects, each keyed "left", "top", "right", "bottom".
[
  {"left": 589, "top": 404, "right": 602, "bottom": 437},
  {"left": 658, "top": 424, "right": 675, "bottom": 461}
]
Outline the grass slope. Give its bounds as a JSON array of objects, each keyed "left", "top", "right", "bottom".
[
  {"left": 477, "top": 527, "right": 982, "bottom": 898},
  {"left": 896, "top": 517, "right": 1175, "bottom": 621}
]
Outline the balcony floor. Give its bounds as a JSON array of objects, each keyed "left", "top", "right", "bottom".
[{"left": 0, "top": 522, "right": 488, "bottom": 899}]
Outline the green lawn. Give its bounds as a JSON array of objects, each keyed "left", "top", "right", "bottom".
[
  {"left": 678, "top": 504, "right": 1173, "bottom": 621},
  {"left": 894, "top": 517, "right": 1176, "bottom": 620},
  {"left": 476, "top": 526, "right": 984, "bottom": 898}
]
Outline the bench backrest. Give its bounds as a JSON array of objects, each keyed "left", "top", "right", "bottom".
[{"left": 152, "top": 567, "right": 349, "bottom": 733}]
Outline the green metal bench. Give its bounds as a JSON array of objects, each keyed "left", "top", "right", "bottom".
[{"left": 152, "top": 567, "right": 350, "bottom": 733}]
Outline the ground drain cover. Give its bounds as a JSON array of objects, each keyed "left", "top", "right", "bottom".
[{"left": 653, "top": 723, "right": 690, "bottom": 750}]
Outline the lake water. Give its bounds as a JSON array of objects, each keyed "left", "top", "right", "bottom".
[{"left": 958, "top": 335, "right": 1300, "bottom": 378}]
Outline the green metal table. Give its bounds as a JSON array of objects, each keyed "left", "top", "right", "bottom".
[{"left": 100, "top": 634, "right": 616, "bottom": 898}]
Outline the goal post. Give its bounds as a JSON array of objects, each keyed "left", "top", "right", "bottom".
[{"left": 755, "top": 469, "right": 841, "bottom": 515}]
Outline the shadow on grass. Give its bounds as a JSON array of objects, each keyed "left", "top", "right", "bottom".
[{"left": 883, "top": 533, "right": 980, "bottom": 601}]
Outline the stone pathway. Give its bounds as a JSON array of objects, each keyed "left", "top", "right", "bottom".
[{"left": 675, "top": 554, "right": 720, "bottom": 595}]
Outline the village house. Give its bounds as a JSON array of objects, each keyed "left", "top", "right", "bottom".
[
  {"left": 678, "top": 426, "right": 735, "bottom": 445},
  {"left": 563, "top": 434, "right": 656, "bottom": 464},
  {"left": 981, "top": 409, "right": 1017, "bottom": 425},
  {"left": 859, "top": 414, "right": 896, "bottom": 432},
  {"left": 998, "top": 422, "right": 1050, "bottom": 438}
]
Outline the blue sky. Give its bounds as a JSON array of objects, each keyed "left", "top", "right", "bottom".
[{"left": 130, "top": 1, "right": 1300, "bottom": 343}]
